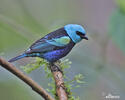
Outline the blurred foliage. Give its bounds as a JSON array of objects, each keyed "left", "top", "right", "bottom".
[
  {"left": 116, "top": 0, "right": 125, "bottom": 13},
  {"left": 109, "top": 0, "right": 125, "bottom": 54},
  {"left": 0, "top": 0, "right": 74, "bottom": 53},
  {"left": 22, "top": 58, "right": 84, "bottom": 100}
]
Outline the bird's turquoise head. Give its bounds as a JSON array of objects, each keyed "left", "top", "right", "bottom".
[{"left": 64, "top": 24, "right": 88, "bottom": 43}]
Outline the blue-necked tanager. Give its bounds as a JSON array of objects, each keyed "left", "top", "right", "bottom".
[{"left": 9, "top": 24, "right": 88, "bottom": 63}]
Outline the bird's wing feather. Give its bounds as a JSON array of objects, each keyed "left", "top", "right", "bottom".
[
  {"left": 46, "top": 36, "right": 70, "bottom": 46},
  {"left": 27, "top": 36, "right": 71, "bottom": 53}
]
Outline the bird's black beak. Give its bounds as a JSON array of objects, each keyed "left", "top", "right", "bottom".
[{"left": 81, "top": 35, "right": 88, "bottom": 40}]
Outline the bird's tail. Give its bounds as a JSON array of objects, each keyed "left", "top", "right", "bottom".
[{"left": 8, "top": 53, "right": 27, "bottom": 62}]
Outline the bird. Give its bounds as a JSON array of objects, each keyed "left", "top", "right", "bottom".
[{"left": 8, "top": 24, "right": 88, "bottom": 63}]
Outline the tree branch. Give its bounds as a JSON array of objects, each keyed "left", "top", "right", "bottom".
[
  {"left": 50, "top": 64, "right": 68, "bottom": 100},
  {"left": 0, "top": 57, "right": 54, "bottom": 100}
]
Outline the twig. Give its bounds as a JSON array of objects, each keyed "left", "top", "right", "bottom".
[
  {"left": 0, "top": 57, "right": 54, "bottom": 100},
  {"left": 50, "top": 63, "right": 68, "bottom": 100}
]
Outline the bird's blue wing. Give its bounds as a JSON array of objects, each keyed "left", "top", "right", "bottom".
[{"left": 27, "top": 36, "right": 71, "bottom": 53}]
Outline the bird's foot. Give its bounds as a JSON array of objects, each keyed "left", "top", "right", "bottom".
[{"left": 49, "top": 62, "right": 63, "bottom": 74}]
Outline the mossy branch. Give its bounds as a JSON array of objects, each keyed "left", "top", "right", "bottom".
[
  {"left": 50, "top": 63, "right": 68, "bottom": 100},
  {"left": 22, "top": 58, "right": 84, "bottom": 100}
]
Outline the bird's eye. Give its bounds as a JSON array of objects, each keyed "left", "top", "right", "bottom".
[
  {"left": 76, "top": 31, "right": 85, "bottom": 36},
  {"left": 76, "top": 31, "right": 88, "bottom": 40}
]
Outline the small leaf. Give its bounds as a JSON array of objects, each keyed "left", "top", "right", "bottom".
[{"left": 76, "top": 80, "right": 84, "bottom": 84}]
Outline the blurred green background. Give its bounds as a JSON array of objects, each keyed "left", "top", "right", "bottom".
[{"left": 0, "top": 0, "right": 125, "bottom": 100}]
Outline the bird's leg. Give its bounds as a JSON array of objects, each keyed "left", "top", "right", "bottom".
[
  {"left": 56, "top": 60, "right": 61, "bottom": 64},
  {"left": 56, "top": 60, "right": 63, "bottom": 74},
  {"left": 49, "top": 63, "right": 58, "bottom": 72},
  {"left": 49, "top": 61, "right": 63, "bottom": 74}
]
